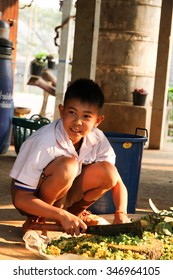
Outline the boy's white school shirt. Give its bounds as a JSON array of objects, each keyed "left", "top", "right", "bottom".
[{"left": 10, "top": 119, "right": 116, "bottom": 191}]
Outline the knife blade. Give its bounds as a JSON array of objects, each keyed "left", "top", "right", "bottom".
[{"left": 86, "top": 220, "right": 143, "bottom": 237}]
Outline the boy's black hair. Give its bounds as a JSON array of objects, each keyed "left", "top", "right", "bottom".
[{"left": 64, "top": 78, "right": 105, "bottom": 109}]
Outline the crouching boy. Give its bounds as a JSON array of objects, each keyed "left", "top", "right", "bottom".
[{"left": 10, "top": 78, "right": 130, "bottom": 236}]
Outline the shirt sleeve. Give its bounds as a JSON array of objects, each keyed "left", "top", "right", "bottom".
[
  {"left": 96, "top": 133, "right": 116, "bottom": 165},
  {"left": 9, "top": 138, "right": 53, "bottom": 190}
]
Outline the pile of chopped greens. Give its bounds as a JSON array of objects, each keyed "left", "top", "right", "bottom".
[
  {"left": 45, "top": 234, "right": 147, "bottom": 260},
  {"left": 44, "top": 211, "right": 173, "bottom": 260}
]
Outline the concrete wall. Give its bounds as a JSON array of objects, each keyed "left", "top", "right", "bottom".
[{"left": 99, "top": 102, "right": 151, "bottom": 140}]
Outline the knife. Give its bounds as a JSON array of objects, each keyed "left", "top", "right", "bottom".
[
  {"left": 28, "top": 219, "right": 143, "bottom": 237},
  {"left": 85, "top": 220, "right": 143, "bottom": 237}
]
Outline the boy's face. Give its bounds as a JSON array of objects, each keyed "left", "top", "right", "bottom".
[{"left": 59, "top": 98, "right": 104, "bottom": 146}]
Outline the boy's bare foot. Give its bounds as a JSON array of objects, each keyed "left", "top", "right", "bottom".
[
  {"left": 22, "top": 216, "right": 47, "bottom": 236},
  {"left": 78, "top": 210, "right": 110, "bottom": 226}
]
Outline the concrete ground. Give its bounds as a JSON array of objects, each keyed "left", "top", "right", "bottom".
[{"left": 0, "top": 143, "right": 173, "bottom": 260}]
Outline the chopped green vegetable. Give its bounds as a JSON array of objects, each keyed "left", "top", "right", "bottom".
[{"left": 44, "top": 212, "right": 173, "bottom": 260}]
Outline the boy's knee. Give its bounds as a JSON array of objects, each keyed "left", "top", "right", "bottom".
[
  {"left": 98, "top": 161, "right": 118, "bottom": 185},
  {"left": 99, "top": 161, "right": 116, "bottom": 173},
  {"left": 54, "top": 156, "right": 79, "bottom": 182},
  {"left": 38, "top": 156, "right": 79, "bottom": 203}
]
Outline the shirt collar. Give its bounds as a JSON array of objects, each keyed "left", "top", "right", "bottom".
[{"left": 55, "top": 119, "right": 99, "bottom": 152}]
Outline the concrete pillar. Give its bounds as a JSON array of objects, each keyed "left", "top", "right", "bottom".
[
  {"left": 96, "top": 0, "right": 161, "bottom": 105},
  {"left": 149, "top": 0, "right": 173, "bottom": 149},
  {"left": 71, "top": 0, "right": 101, "bottom": 81},
  {"left": 54, "top": 0, "right": 75, "bottom": 119},
  {"left": 97, "top": 0, "right": 161, "bottom": 136}
]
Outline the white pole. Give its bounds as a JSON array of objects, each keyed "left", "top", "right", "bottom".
[{"left": 54, "top": 0, "right": 76, "bottom": 120}]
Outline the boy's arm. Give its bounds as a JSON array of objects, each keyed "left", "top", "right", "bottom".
[{"left": 111, "top": 173, "right": 131, "bottom": 224}]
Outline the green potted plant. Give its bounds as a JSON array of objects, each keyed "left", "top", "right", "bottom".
[
  {"left": 132, "top": 88, "right": 148, "bottom": 106},
  {"left": 30, "top": 51, "right": 48, "bottom": 76},
  {"left": 47, "top": 54, "right": 56, "bottom": 69}
]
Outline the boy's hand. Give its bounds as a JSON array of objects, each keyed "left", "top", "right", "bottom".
[
  {"left": 57, "top": 209, "right": 87, "bottom": 236},
  {"left": 113, "top": 211, "right": 131, "bottom": 224}
]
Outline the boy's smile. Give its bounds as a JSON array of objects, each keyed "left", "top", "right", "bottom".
[{"left": 59, "top": 98, "right": 104, "bottom": 149}]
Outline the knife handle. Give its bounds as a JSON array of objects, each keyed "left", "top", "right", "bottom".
[{"left": 28, "top": 222, "right": 65, "bottom": 232}]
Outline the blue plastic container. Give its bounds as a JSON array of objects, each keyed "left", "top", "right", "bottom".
[
  {"left": 0, "top": 38, "right": 14, "bottom": 154},
  {"left": 89, "top": 130, "right": 148, "bottom": 214}
]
